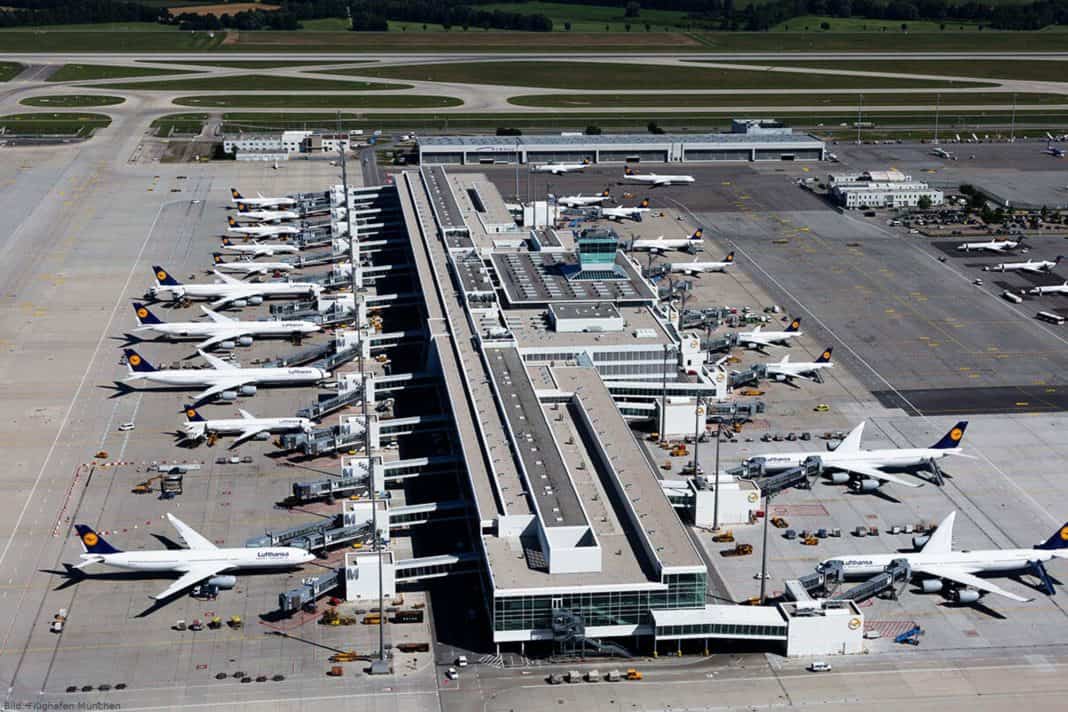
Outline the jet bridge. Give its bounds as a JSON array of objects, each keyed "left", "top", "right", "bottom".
[
  {"left": 289, "top": 454, "right": 459, "bottom": 503},
  {"left": 830, "top": 558, "right": 912, "bottom": 603}
]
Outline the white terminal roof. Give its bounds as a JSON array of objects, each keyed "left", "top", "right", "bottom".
[
  {"left": 419, "top": 133, "right": 822, "bottom": 147},
  {"left": 651, "top": 604, "right": 787, "bottom": 628}
]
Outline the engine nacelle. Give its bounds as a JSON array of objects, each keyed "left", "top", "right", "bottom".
[
  {"left": 920, "top": 578, "right": 944, "bottom": 594},
  {"left": 239, "top": 385, "right": 257, "bottom": 396},
  {"left": 774, "top": 374, "right": 787, "bottom": 382},
  {"left": 951, "top": 588, "right": 981, "bottom": 604},
  {"left": 255, "top": 431, "right": 270, "bottom": 441},
  {"left": 828, "top": 472, "right": 850, "bottom": 485},
  {"left": 248, "top": 296, "right": 264, "bottom": 305},
  {"left": 849, "top": 478, "right": 880, "bottom": 492},
  {"left": 231, "top": 300, "right": 248, "bottom": 308},
  {"left": 206, "top": 575, "right": 237, "bottom": 590},
  {"left": 219, "top": 390, "right": 238, "bottom": 402},
  {"left": 237, "top": 335, "right": 253, "bottom": 347},
  {"left": 219, "top": 341, "right": 236, "bottom": 351}
]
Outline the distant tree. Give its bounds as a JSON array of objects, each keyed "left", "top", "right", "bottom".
[
  {"left": 496, "top": 127, "right": 521, "bottom": 136},
  {"left": 585, "top": 125, "right": 602, "bottom": 135},
  {"left": 647, "top": 121, "right": 664, "bottom": 134},
  {"left": 901, "top": 22, "right": 908, "bottom": 31},
  {"left": 939, "top": 22, "right": 946, "bottom": 30},
  {"left": 625, "top": 22, "right": 631, "bottom": 30},
  {"left": 645, "top": 22, "right": 651, "bottom": 30},
  {"left": 625, "top": 1, "right": 641, "bottom": 18},
  {"left": 820, "top": 20, "right": 830, "bottom": 29},
  {"left": 564, "top": 21, "right": 571, "bottom": 30},
  {"left": 917, "top": 195, "right": 932, "bottom": 210}
]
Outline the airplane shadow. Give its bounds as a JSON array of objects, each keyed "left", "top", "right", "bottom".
[
  {"left": 938, "top": 599, "right": 1007, "bottom": 620},
  {"left": 101, "top": 382, "right": 135, "bottom": 400},
  {"left": 848, "top": 487, "right": 902, "bottom": 505}
]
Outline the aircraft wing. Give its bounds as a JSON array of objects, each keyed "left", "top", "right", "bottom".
[
  {"left": 200, "top": 307, "right": 234, "bottom": 324},
  {"left": 912, "top": 564, "right": 1033, "bottom": 603},
  {"left": 193, "top": 378, "right": 254, "bottom": 404},
  {"left": 208, "top": 294, "right": 245, "bottom": 310},
  {"left": 167, "top": 513, "right": 218, "bottom": 550},
  {"left": 232, "top": 426, "right": 270, "bottom": 446},
  {"left": 838, "top": 462, "right": 924, "bottom": 488},
  {"left": 150, "top": 563, "right": 230, "bottom": 601},
  {"left": 195, "top": 331, "right": 246, "bottom": 351}
]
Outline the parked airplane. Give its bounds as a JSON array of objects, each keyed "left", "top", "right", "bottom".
[
  {"left": 989, "top": 256, "right": 1061, "bottom": 273},
  {"left": 600, "top": 198, "right": 651, "bottom": 222},
  {"left": 226, "top": 216, "right": 300, "bottom": 238},
  {"left": 122, "top": 347, "right": 329, "bottom": 404},
  {"left": 555, "top": 189, "right": 611, "bottom": 208},
  {"left": 668, "top": 251, "right": 734, "bottom": 275},
  {"left": 212, "top": 254, "right": 295, "bottom": 276},
  {"left": 622, "top": 166, "right": 695, "bottom": 186},
  {"left": 765, "top": 347, "right": 834, "bottom": 384},
  {"left": 743, "top": 420, "right": 969, "bottom": 491},
  {"left": 820, "top": 511, "right": 1068, "bottom": 603},
  {"left": 956, "top": 237, "right": 1023, "bottom": 253},
  {"left": 631, "top": 228, "right": 704, "bottom": 254},
  {"left": 1029, "top": 281, "right": 1068, "bottom": 296},
  {"left": 234, "top": 207, "right": 300, "bottom": 223},
  {"left": 532, "top": 159, "right": 590, "bottom": 175},
  {"left": 180, "top": 405, "right": 313, "bottom": 447},
  {"left": 220, "top": 237, "right": 299, "bottom": 257},
  {"left": 148, "top": 266, "right": 321, "bottom": 310},
  {"left": 71, "top": 514, "right": 314, "bottom": 601},
  {"left": 230, "top": 187, "right": 296, "bottom": 209},
  {"left": 931, "top": 147, "right": 957, "bottom": 160},
  {"left": 736, "top": 317, "right": 803, "bottom": 350},
  {"left": 131, "top": 303, "right": 320, "bottom": 351},
  {"left": 1045, "top": 142, "right": 1066, "bottom": 158}
]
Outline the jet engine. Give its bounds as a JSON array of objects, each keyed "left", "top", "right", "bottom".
[
  {"left": 951, "top": 588, "right": 981, "bottom": 604},
  {"left": 231, "top": 300, "right": 248, "bottom": 308},
  {"left": 255, "top": 431, "right": 270, "bottom": 441},
  {"left": 219, "top": 391, "right": 238, "bottom": 402},
  {"left": 920, "top": 579, "right": 944, "bottom": 594},
  {"left": 219, "top": 341, "right": 236, "bottom": 350},
  {"left": 237, "top": 336, "right": 253, "bottom": 347},
  {"left": 239, "top": 385, "right": 257, "bottom": 396},
  {"left": 827, "top": 472, "right": 850, "bottom": 485},
  {"left": 247, "top": 296, "right": 263, "bottom": 305},
  {"left": 206, "top": 575, "right": 237, "bottom": 589},
  {"left": 849, "top": 478, "right": 880, "bottom": 493}
]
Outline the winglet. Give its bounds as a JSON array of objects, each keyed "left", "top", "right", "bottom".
[
  {"left": 921, "top": 511, "right": 956, "bottom": 554},
  {"left": 931, "top": 421, "right": 968, "bottom": 449}
]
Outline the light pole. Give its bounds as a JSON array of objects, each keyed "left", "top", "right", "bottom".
[
  {"left": 692, "top": 396, "right": 703, "bottom": 482},
  {"left": 759, "top": 491, "right": 770, "bottom": 604},
  {"left": 712, "top": 417, "right": 722, "bottom": 532},
  {"left": 934, "top": 93, "right": 941, "bottom": 144}
]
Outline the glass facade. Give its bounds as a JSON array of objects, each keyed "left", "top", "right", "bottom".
[
  {"left": 494, "top": 572, "right": 707, "bottom": 633},
  {"left": 656, "top": 622, "right": 786, "bottom": 639}
]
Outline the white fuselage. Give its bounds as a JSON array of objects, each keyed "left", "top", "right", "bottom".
[
  {"left": 81, "top": 547, "right": 312, "bottom": 573},
  {"left": 957, "top": 240, "right": 1018, "bottom": 252},
  {"left": 236, "top": 209, "right": 299, "bottom": 223},
  {"left": 214, "top": 261, "right": 295, "bottom": 275},
  {"left": 669, "top": 260, "right": 726, "bottom": 274},
  {"left": 559, "top": 195, "right": 609, "bottom": 208},
  {"left": 825, "top": 549, "right": 1056, "bottom": 579},
  {"left": 233, "top": 196, "right": 296, "bottom": 209},
  {"left": 1030, "top": 283, "right": 1068, "bottom": 295},
  {"left": 737, "top": 330, "right": 802, "bottom": 347},
  {"left": 995, "top": 260, "right": 1055, "bottom": 272},
  {"left": 766, "top": 361, "right": 831, "bottom": 380},
  {"left": 633, "top": 238, "right": 701, "bottom": 252},
  {"left": 182, "top": 416, "right": 311, "bottom": 440},
  {"left": 128, "top": 365, "right": 327, "bottom": 390},
  {"left": 601, "top": 207, "right": 650, "bottom": 222},
  {"left": 151, "top": 281, "right": 318, "bottom": 303},
  {"left": 533, "top": 163, "right": 586, "bottom": 174},
  {"left": 227, "top": 224, "right": 300, "bottom": 238},
  {"left": 135, "top": 320, "right": 319, "bottom": 342},
  {"left": 752, "top": 446, "right": 955, "bottom": 474},
  {"left": 222, "top": 242, "right": 299, "bottom": 257},
  {"left": 624, "top": 174, "right": 695, "bottom": 186}
]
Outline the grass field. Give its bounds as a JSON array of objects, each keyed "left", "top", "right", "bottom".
[
  {"left": 218, "top": 109, "right": 1068, "bottom": 135},
  {"left": 770, "top": 15, "right": 983, "bottom": 32},
  {"left": 47, "top": 64, "right": 197, "bottom": 82},
  {"left": 478, "top": 2, "right": 702, "bottom": 31},
  {"left": 715, "top": 59, "right": 1068, "bottom": 83},
  {"left": 0, "top": 112, "right": 112, "bottom": 136},
  {"left": 0, "top": 62, "right": 23, "bottom": 82},
  {"left": 20, "top": 95, "right": 125, "bottom": 107},
  {"left": 691, "top": 31, "right": 1068, "bottom": 52},
  {"left": 0, "top": 22, "right": 177, "bottom": 31},
  {"left": 99, "top": 75, "right": 408, "bottom": 91},
  {"left": 142, "top": 60, "right": 369, "bottom": 68},
  {"left": 174, "top": 94, "right": 462, "bottom": 108},
  {"left": 0, "top": 30, "right": 225, "bottom": 52},
  {"left": 150, "top": 112, "right": 208, "bottom": 136},
  {"left": 350, "top": 61, "right": 991, "bottom": 90},
  {"left": 509, "top": 92, "right": 1067, "bottom": 108}
]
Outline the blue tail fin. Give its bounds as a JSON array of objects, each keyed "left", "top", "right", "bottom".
[
  {"left": 184, "top": 405, "right": 206, "bottom": 422},
  {"left": 1035, "top": 523, "right": 1068, "bottom": 550},
  {"left": 133, "top": 302, "right": 163, "bottom": 325},
  {"left": 723, "top": 251, "right": 734, "bottom": 263},
  {"left": 123, "top": 348, "right": 156, "bottom": 373},
  {"left": 74, "top": 525, "right": 121, "bottom": 554},
  {"left": 816, "top": 347, "right": 833, "bottom": 364},
  {"left": 152, "top": 266, "right": 181, "bottom": 287},
  {"left": 690, "top": 228, "right": 703, "bottom": 241},
  {"left": 230, "top": 187, "right": 243, "bottom": 201},
  {"left": 931, "top": 421, "right": 968, "bottom": 449},
  {"left": 785, "top": 317, "right": 802, "bottom": 333}
]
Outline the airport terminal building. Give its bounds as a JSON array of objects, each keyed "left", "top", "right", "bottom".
[{"left": 418, "top": 127, "right": 826, "bottom": 166}]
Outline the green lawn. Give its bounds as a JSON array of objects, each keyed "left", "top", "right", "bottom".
[
  {"left": 174, "top": 94, "right": 462, "bottom": 108},
  {"left": 509, "top": 92, "right": 1067, "bottom": 108},
  {"left": 20, "top": 95, "right": 126, "bottom": 107},
  {"left": 714, "top": 59, "right": 1068, "bottom": 83},
  {"left": 770, "top": 15, "right": 983, "bottom": 32},
  {"left": 48, "top": 64, "right": 197, "bottom": 82},
  {"left": 0, "top": 112, "right": 112, "bottom": 136},
  {"left": 350, "top": 61, "right": 991, "bottom": 90},
  {"left": 0, "top": 30, "right": 225, "bottom": 52},
  {"left": 150, "top": 112, "right": 209, "bottom": 136},
  {"left": 691, "top": 31, "right": 1068, "bottom": 52},
  {"left": 0, "top": 22, "right": 177, "bottom": 32},
  {"left": 99, "top": 75, "right": 409, "bottom": 91},
  {"left": 0, "top": 62, "right": 23, "bottom": 82},
  {"left": 141, "top": 60, "right": 369, "bottom": 69},
  {"left": 477, "top": 2, "right": 703, "bottom": 31}
]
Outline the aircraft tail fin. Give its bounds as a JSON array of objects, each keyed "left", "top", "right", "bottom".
[
  {"left": 133, "top": 302, "right": 164, "bottom": 325},
  {"left": 123, "top": 348, "right": 156, "bottom": 373},
  {"left": 785, "top": 317, "right": 802, "bottom": 333},
  {"left": 816, "top": 347, "right": 833, "bottom": 364},
  {"left": 931, "top": 421, "right": 968, "bottom": 449},
  {"left": 690, "top": 228, "right": 703, "bottom": 241},
  {"left": 640, "top": 197, "right": 650, "bottom": 208},
  {"left": 230, "top": 188, "right": 243, "bottom": 201},
  {"left": 152, "top": 266, "right": 181, "bottom": 287},
  {"left": 723, "top": 251, "right": 734, "bottom": 263},
  {"left": 920, "top": 511, "right": 956, "bottom": 554},
  {"left": 625, "top": 166, "right": 635, "bottom": 176},
  {"left": 184, "top": 405, "right": 206, "bottom": 422},
  {"left": 1035, "top": 522, "right": 1068, "bottom": 550},
  {"left": 74, "top": 525, "right": 121, "bottom": 555},
  {"left": 212, "top": 253, "right": 226, "bottom": 265},
  {"left": 601, "top": 188, "right": 610, "bottom": 197}
]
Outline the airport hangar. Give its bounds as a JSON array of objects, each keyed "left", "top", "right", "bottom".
[
  {"left": 316, "top": 163, "right": 862, "bottom": 658},
  {"left": 417, "top": 129, "right": 826, "bottom": 167}
]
